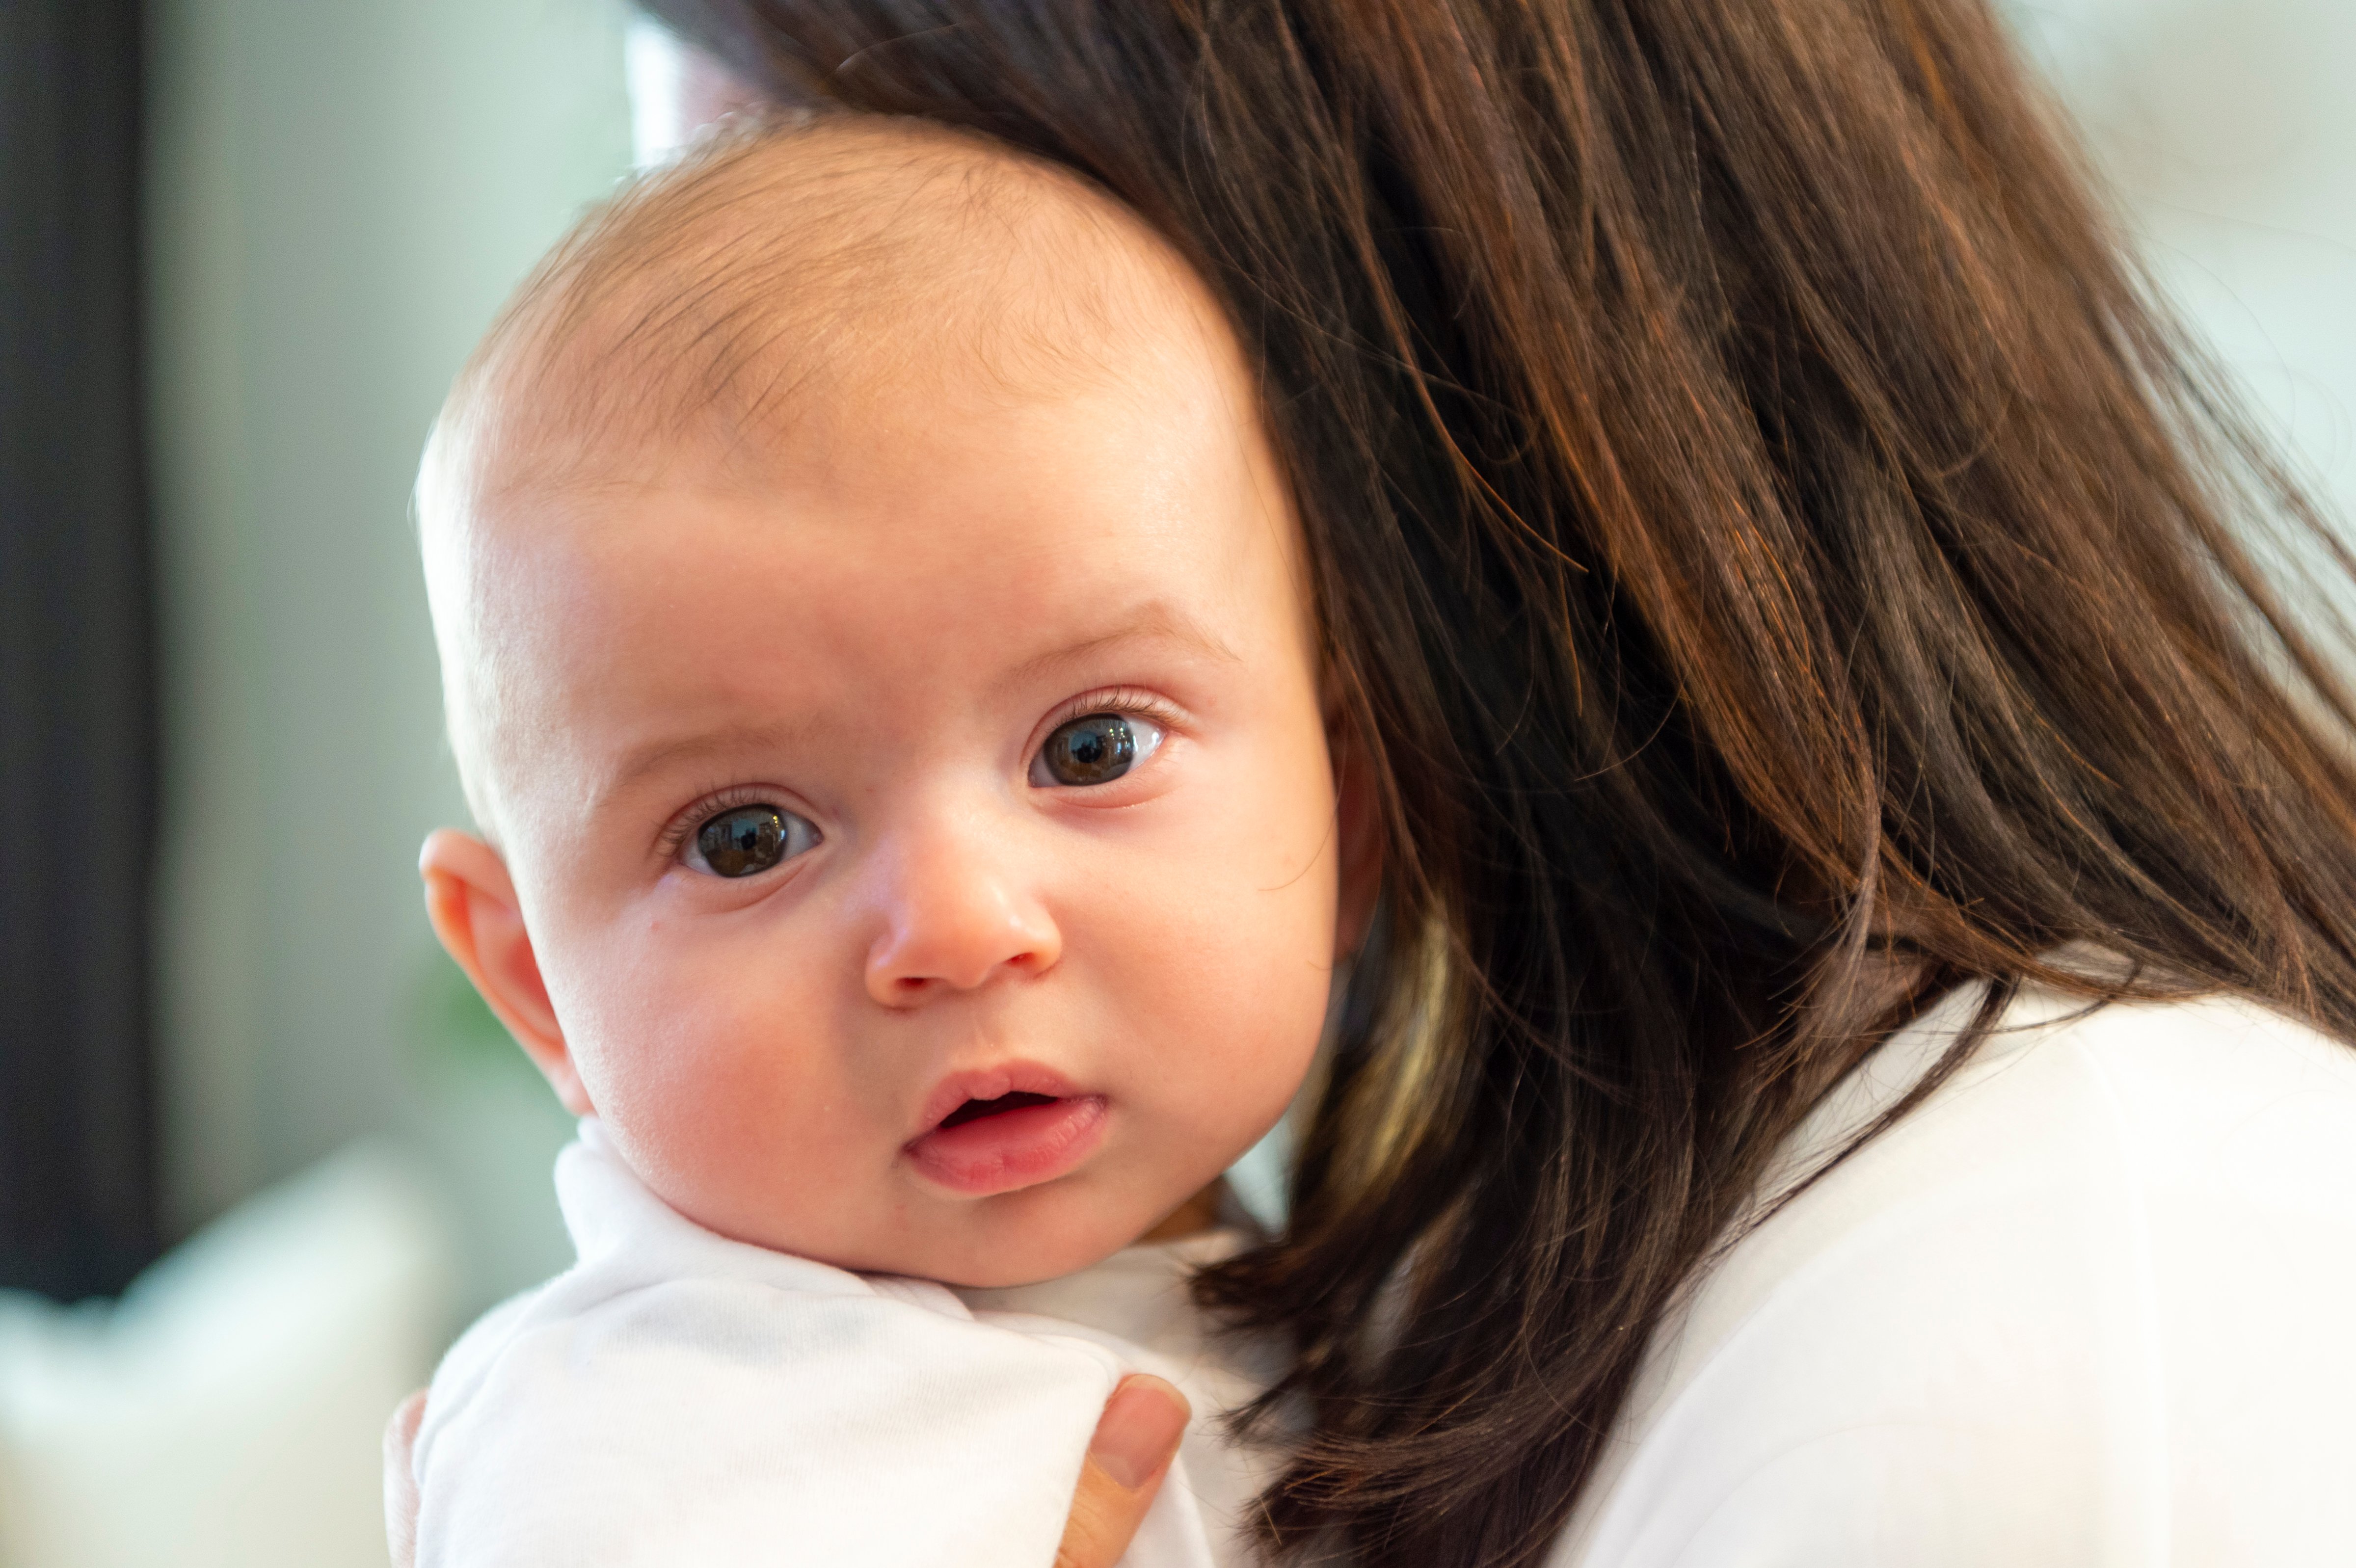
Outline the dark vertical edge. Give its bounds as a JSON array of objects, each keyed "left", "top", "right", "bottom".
[{"left": 0, "top": 0, "right": 162, "bottom": 1300}]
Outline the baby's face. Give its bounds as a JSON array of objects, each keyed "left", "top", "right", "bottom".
[{"left": 438, "top": 262, "right": 1350, "bottom": 1286}]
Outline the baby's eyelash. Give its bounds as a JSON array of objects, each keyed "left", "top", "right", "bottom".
[
  {"left": 655, "top": 784, "right": 778, "bottom": 860},
  {"left": 1041, "top": 687, "right": 1186, "bottom": 735}
]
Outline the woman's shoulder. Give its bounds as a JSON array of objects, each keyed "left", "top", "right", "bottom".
[
  {"left": 1552, "top": 978, "right": 2356, "bottom": 1568},
  {"left": 1788, "top": 973, "right": 2356, "bottom": 1232},
  {"left": 1968, "top": 972, "right": 2356, "bottom": 1140}
]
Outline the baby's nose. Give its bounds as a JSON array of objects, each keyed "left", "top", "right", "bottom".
[{"left": 861, "top": 823, "right": 1062, "bottom": 1004}]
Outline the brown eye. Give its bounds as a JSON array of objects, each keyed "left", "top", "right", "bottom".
[
  {"left": 1031, "top": 712, "right": 1160, "bottom": 788},
  {"left": 691, "top": 804, "right": 817, "bottom": 877}
]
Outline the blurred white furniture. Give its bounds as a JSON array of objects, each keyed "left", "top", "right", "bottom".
[{"left": 0, "top": 1145, "right": 453, "bottom": 1568}]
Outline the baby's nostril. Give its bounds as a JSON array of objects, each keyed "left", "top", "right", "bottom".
[{"left": 938, "top": 1091, "right": 1058, "bottom": 1129}]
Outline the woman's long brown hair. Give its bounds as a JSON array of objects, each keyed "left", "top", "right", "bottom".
[{"left": 642, "top": 1, "right": 2356, "bottom": 1561}]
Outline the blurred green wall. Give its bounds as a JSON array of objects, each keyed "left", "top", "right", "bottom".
[
  {"left": 146, "top": 0, "right": 634, "bottom": 1318},
  {"left": 2018, "top": 0, "right": 2356, "bottom": 525}
]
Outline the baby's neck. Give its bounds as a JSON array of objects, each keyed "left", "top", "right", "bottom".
[{"left": 1138, "top": 1178, "right": 1228, "bottom": 1244}]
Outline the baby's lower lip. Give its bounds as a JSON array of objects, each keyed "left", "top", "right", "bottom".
[{"left": 903, "top": 1095, "right": 1109, "bottom": 1197}]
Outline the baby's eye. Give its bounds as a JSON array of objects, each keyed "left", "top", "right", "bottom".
[
  {"left": 688, "top": 803, "right": 819, "bottom": 877},
  {"left": 1030, "top": 712, "right": 1164, "bottom": 788}
]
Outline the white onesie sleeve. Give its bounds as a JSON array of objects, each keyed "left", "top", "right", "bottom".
[{"left": 412, "top": 1121, "right": 1219, "bottom": 1568}]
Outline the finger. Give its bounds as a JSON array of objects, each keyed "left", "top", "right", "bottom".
[
  {"left": 1054, "top": 1375, "right": 1192, "bottom": 1568},
  {"left": 383, "top": 1388, "right": 428, "bottom": 1568}
]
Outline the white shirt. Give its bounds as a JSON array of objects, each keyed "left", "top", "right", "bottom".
[
  {"left": 411, "top": 1120, "right": 1281, "bottom": 1568},
  {"left": 1553, "top": 980, "right": 2356, "bottom": 1566}
]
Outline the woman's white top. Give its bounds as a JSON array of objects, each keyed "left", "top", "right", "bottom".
[
  {"left": 409, "top": 1119, "right": 1279, "bottom": 1568},
  {"left": 1552, "top": 980, "right": 2356, "bottom": 1567}
]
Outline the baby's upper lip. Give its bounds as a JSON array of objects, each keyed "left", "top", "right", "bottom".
[{"left": 909, "top": 1061, "right": 1085, "bottom": 1141}]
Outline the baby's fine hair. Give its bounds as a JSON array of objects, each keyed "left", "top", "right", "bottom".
[
  {"left": 414, "top": 113, "right": 1197, "bottom": 831},
  {"left": 433, "top": 115, "right": 1173, "bottom": 499}
]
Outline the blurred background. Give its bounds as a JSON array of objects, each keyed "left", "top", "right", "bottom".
[{"left": 0, "top": 0, "right": 2349, "bottom": 1561}]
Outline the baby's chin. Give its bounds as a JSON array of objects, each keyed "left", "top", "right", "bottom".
[
  {"left": 924, "top": 1202, "right": 1194, "bottom": 1292},
  {"left": 771, "top": 1178, "right": 1201, "bottom": 1291}
]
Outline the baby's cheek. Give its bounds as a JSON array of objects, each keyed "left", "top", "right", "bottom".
[
  {"left": 1127, "top": 868, "right": 1332, "bottom": 1150},
  {"left": 574, "top": 959, "right": 874, "bottom": 1248}
]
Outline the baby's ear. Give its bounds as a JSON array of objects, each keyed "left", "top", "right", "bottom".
[{"left": 419, "top": 828, "right": 594, "bottom": 1115}]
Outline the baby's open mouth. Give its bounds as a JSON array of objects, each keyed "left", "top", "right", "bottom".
[
  {"left": 937, "top": 1090, "right": 1061, "bottom": 1129},
  {"left": 905, "top": 1068, "right": 1109, "bottom": 1196}
]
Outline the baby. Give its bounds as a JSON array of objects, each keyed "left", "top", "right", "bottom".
[{"left": 406, "top": 114, "right": 1374, "bottom": 1565}]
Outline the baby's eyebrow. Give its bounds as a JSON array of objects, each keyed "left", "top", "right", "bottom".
[
  {"left": 997, "top": 599, "right": 1242, "bottom": 692},
  {"left": 596, "top": 722, "right": 815, "bottom": 814}
]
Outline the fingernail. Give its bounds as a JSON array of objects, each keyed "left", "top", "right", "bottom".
[{"left": 1090, "top": 1375, "right": 1190, "bottom": 1489}]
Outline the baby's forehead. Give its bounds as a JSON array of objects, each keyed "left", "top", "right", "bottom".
[
  {"left": 449, "top": 116, "right": 1198, "bottom": 495},
  {"left": 418, "top": 115, "right": 1253, "bottom": 839}
]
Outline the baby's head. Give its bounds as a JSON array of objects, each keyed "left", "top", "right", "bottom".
[{"left": 415, "top": 117, "right": 1375, "bottom": 1288}]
